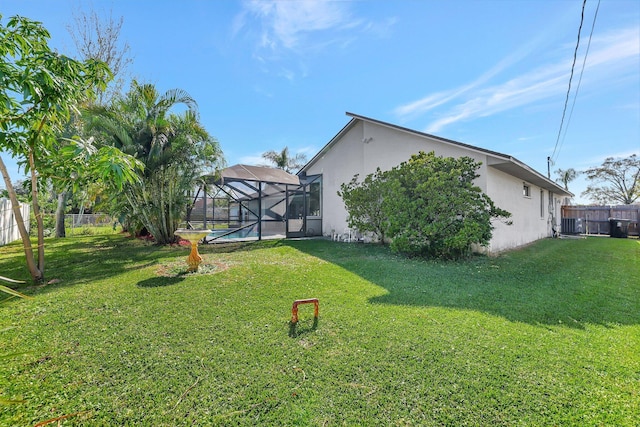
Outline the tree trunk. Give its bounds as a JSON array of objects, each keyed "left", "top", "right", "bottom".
[
  {"left": 55, "top": 190, "right": 69, "bottom": 238},
  {"left": 28, "top": 147, "right": 45, "bottom": 279},
  {"left": 0, "top": 155, "right": 43, "bottom": 283}
]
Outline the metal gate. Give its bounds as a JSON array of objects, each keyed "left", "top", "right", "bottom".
[{"left": 286, "top": 185, "right": 305, "bottom": 238}]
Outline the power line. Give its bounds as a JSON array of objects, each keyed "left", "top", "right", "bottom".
[
  {"left": 550, "top": 0, "right": 588, "bottom": 163},
  {"left": 557, "top": 0, "right": 601, "bottom": 162}
]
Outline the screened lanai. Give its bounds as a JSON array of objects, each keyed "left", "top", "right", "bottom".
[{"left": 185, "top": 164, "right": 322, "bottom": 243}]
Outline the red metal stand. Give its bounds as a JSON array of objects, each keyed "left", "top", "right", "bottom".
[{"left": 291, "top": 298, "right": 319, "bottom": 324}]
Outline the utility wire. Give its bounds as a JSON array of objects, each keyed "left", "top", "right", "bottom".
[
  {"left": 551, "top": 0, "right": 587, "bottom": 162},
  {"left": 557, "top": 0, "right": 601, "bottom": 162}
]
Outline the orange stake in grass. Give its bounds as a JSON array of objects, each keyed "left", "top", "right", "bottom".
[{"left": 291, "top": 298, "right": 319, "bottom": 324}]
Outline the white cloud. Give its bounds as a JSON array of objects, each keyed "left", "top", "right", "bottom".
[
  {"left": 235, "top": 0, "right": 397, "bottom": 81},
  {"left": 587, "top": 27, "right": 640, "bottom": 66},
  {"left": 581, "top": 150, "right": 640, "bottom": 168},
  {"left": 395, "top": 26, "right": 640, "bottom": 134},
  {"left": 238, "top": 153, "right": 266, "bottom": 166},
  {"left": 239, "top": 0, "right": 351, "bottom": 50},
  {"left": 394, "top": 28, "right": 551, "bottom": 121},
  {"left": 296, "top": 145, "right": 317, "bottom": 156}
]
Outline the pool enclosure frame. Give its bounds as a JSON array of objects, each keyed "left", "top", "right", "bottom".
[{"left": 185, "top": 165, "right": 322, "bottom": 243}]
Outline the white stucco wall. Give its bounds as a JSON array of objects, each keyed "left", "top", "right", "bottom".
[
  {"left": 305, "top": 121, "right": 363, "bottom": 236},
  {"left": 485, "top": 168, "right": 545, "bottom": 252},
  {"left": 305, "top": 118, "right": 564, "bottom": 253},
  {"left": 306, "top": 121, "right": 490, "bottom": 235},
  {"left": 485, "top": 168, "right": 565, "bottom": 252}
]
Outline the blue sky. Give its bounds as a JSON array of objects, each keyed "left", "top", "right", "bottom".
[{"left": 1, "top": 0, "right": 639, "bottom": 204}]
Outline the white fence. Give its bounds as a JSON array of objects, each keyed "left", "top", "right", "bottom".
[{"left": 0, "top": 198, "right": 30, "bottom": 246}]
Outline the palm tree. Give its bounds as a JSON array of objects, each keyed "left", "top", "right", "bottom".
[
  {"left": 88, "top": 81, "right": 223, "bottom": 243},
  {"left": 262, "top": 146, "right": 307, "bottom": 173},
  {"left": 555, "top": 168, "right": 579, "bottom": 191}
]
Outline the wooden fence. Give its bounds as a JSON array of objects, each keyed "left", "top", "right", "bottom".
[
  {"left": 0, "top": 198, "right": 30, "bottom": 246},
  {"left": 561, "top": 205, "right": 639, "bottom": 236}
]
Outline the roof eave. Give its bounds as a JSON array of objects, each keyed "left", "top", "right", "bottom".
[{"left": 488, "top": 155, "right": 573, "bottom": 196}]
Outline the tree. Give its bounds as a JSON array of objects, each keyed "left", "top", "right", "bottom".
[
  {"left": 262, "top": 147, "right": 307, "bottom": 173},
  {"left": 384, "top": 152, "right": 511, "bottom": 259},
  {"left": 0, "top": 180, "right": 29, "bottom": 200},
  {"left": 339, "top": 151, "right": 511, "bottom": 259},
  {"left": 581, "top": 154, "right": 639, "bottom": 205},
  {"left": 0, "top": 15, "right": 140, "bottom": 283},
  {"left": 554, "top": 167, "right": 579, "bottom": 191},
  {"left": 88, "top": 81, "right": 224, "bottom": 244},
  {"left": 67, "top": 7, "right": 132, "bottom": 106},
  {"left": 0, "top": 15, "right": 106, "bottom": 283},
  {"left": 50, "top": 8, "right": 134, "bottom": 238},
  {"left": 337, "top": 168, "right": 390, "bottom": 243}
]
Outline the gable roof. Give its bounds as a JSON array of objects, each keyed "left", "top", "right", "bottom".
[
  {"left": 300, "top": 112, "right": 572, "bottom": 196},
  {"left": 217, "top": 164, "right": 300, "bottom": 186}
]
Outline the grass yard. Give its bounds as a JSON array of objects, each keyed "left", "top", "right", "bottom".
[{"left": 1, "top": 234, "right": 639, "bottom": 426}]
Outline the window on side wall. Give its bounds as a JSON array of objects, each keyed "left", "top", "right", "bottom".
[
  {"left": 540, "top": 189, "right": 544, "bottom": 218},
  {"left": 523, "top": 183, "right": 531, "bottom": 198}
]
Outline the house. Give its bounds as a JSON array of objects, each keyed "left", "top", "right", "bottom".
[{"left": 299, "top": 112, "right": 573, "bottom": 253}]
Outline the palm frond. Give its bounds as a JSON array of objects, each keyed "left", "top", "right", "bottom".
[{"left": 0, "top": 284, "right": 31, "bottom": 300}]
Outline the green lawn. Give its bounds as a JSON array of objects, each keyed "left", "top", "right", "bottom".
[{"left": 1, "top": 235, "right": 639, "bottom": 426}]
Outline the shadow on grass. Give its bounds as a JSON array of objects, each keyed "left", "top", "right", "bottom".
[
  {"left": 5, "top": 234, "right": 638, "bottom": 329},
  {"left": 197, "top": 239, "right": 286, "bottom": 254},
  {"left": 1, "top": 234, "right": 187, "bottom": 294},
  {"left": 289, "top": 317, "right": 319, "bottom": 338},
  {"left": 137, "top": 276, "right": 185, "bottom": 288},
  {"left": 286, "top": 238, "right": 640, "bottom": 329},
  {"left": 1, "top": 236, "right": 286, "bottom": 296}
]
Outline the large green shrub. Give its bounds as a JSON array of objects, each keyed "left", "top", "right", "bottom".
[
  {"left": 337, "top": 168, "right": 390, "bottom": 243},
  {"left": 339, "top": 151, "right": 511, "bottom": 259}
]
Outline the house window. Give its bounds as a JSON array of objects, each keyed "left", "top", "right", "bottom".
[
  {"left": 540, "top": 189, "right": 544, "bottom": 218},
  {"left": 523, "top": 183, "right": 531, "bottom": 198}
]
